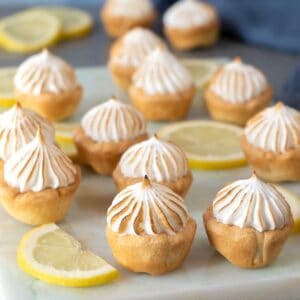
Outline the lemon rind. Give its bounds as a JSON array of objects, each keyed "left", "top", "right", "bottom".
[
  {"left": 158, "top": 120, "right": 246, "bottom": 170},
  {"left": 17, "top": 226, "right": 119, "bottom": 287},
  {"left": 0, "top": 11, "right": 61, "bottom": 53}
]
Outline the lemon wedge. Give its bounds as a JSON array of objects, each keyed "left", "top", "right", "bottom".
[
  {"left": 0, "top": 67, "right": 16, "bottom": 108},
  {"left": 0, "top": 10, "right": 61, "bottom": 53},
  {"left": 157, "top": 120, "right": 247, "bottom": 170},
  {"left": 181, "top": 58, "right": 223, "bottom": 90},
  {"left": 37, "top": 6, "right": 93, "bottom": 39},
  {"left": 18, "top": 223, "right": 118, "bottom": 287},
  {"left": 274, "top": 185, "right": 300, "bottom": 234}
]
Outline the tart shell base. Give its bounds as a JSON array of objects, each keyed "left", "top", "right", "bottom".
[
  {"left": 112, "top": 166, "right": 193, "bottom": 197},
  {"left": 74, "top": 127, "right": 148, "bottom": 175},
  {"left": 204, "top": 86, "right": 273, "bottom": 126},
  {"left": 0, "top": 166, "right": 81, "bottom": 225},
  {"left": 109, "top": 62, "right": 135, "bottom": 91},
  {"left": 101, "top": 8, "right": 155, "bottom": 38},
  {"left": 106, "top": 217, "right": 197, "bottom": 275},
  {"left": 164, "top": 21, "right": 219, "bottom": 50},
  {"left": 129, "top": 85, "right": 195, "bottom": 121},
  {"left": 16, "top": 85, "right": 83, "bottom": 122},
  {"left": 241, "top": 135, "right": 300, "bottom": 182},
  {"left": 108, "top": 39, "right": 136, "bottom": 91},
  {"left": 203, "top": 206, "right": 293, "bottom": 269}
]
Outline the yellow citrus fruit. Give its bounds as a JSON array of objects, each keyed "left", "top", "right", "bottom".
[
  {"left": 36, "top": 6, "right": 93, "bottom": 39},
  {"left": 54, "top": 122, "right": 79, "bottom": 162},
  {"left": 181, "top": 58, "right": 223, "bottom": 90},
  {"left": 54, "top": 122, "right": 78, "bottom": 144},
  {"left": 0, "top": 67, "right": 16, "bottom": 108},
  {"left": 157, "top": 120, "right": 247, "bottom": 170},
  {"left": 0, "top": 10, "right": 61, "bottom": 53},
  {"left": 275, "top": 185, "right": 300, "bottom": 234},
  {"left": 18, "top": 223, "right": 119, "bottom": 287}
]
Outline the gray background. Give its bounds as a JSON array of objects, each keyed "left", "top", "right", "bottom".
[{"left": 0, "top": 3, "right": 299, "bottom": 99}]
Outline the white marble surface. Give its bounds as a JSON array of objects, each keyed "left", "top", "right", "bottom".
[{"left": 0, "top": 67, "right": 300, "bottom": 300}]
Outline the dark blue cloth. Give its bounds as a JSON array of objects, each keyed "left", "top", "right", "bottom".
[
  {"left": 281, "top": 64, "right": 300, "bottom": 109},
  {"left": 155, "top": 0, "right": 300, "bottom": 53}
]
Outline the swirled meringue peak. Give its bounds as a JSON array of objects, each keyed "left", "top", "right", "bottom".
[
  {"left": 106, "top": 0, "right": 154, "bottom": 19},
  {"left": 245, "top": 102, "right": 300, "bottom": 153},
  {"left": 119, "top": 135, "right": 189, "bottom": 182},
  {"left": 81, "top": 97, "right": 147, "bottom": 143},
  {"left": 14, "top": 49, "right": 78, "bottom": 96},
  {"left": 0, "top": 103, "right": 55, "bottom": 160},
  {"left": 210, "top": 57, "right": 268, "bottom": 103},
  {"left": 213, "top": 173, "right": 291, "bottom": 232},
  {"left": 107, "top": 176, "right": 188, "bottom": 235},
  {"left": 132, "top": 47, "right": 193, "bottom": 95},
  {"left": 4, "top": 129, "right": 77, "bottom": 192},
  {"left": 163, "top": 0, "right": 217, "bottom": 29},
  {"left": 111, "top": 28, "right": 165, "bottom": 68}
]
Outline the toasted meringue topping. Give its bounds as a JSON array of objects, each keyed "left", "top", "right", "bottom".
[
  {"left": 4, "top": 129, "right": 77, "bottom": 192},
  {"left": 14, "top": 49, "right": 78, "bottom": 96},
  {"left": 0, "top": 103, "right": 55, "bottom": 160},
  {"left": 132, "top": 48, "right": 193, "bottom": 95},
  {"left": 107, "top": 176, "right": 188, "bottom": 235},
  {"left": 163, "top": 0, "right": 217, "bottom": 29},
  {"left": 110, "top": 28, "right": 165, "bottom": 68},
  {"left": 213, "top": 174, "right": 291, "bottom": 232},
  {"left": 119, "top": 135, "right": 189, "bottom": 182},
  {"left": 210, "top": 57, "right": 268, "bottom": 103},
  {"left": 104, "top": 0, "right": 154, "bottom": 19},
  {"left": 81, "top": 97, "right": 147, "bottom": 143},
  {"left": 245, "top": 102, "right": 300, "bottom": 153}
]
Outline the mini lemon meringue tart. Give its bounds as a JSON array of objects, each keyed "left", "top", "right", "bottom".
[
  {"left": 106, "top": 175, "right": 196, "bottom": 275},
  {"left": 129, "top": 47, "right": 195, "bottom": 121},
  {"left": 113, "top": 135, "right": 192, "bottom": 197},
  {"left": 163, "top": 0, "right": 219, "bottom": 50},
  {"left": 74, "top": 97, "right": 148, "bottom": 175},
  {"left": 14, "top": 49, "right": 83, "bottom": 122},
  {"left": 203, "top": 173, "right": 293, "bottom": 268},
  {"left": 0, "top": 129, "right": 81, "bottom": 225},
  {"left": 108, "top": 27, "right": 165, "bottom": 91},
  {"left": 0, "top": 102, "right": 54, "bottom": 171},
  {"left": 204, "top": 57, "right": 273, "bottom": 126},
  {"left": 241, "top": 102, "right": 300, "bottom": 182},
  {"left": 101, "top": 0, "right": 156, "bottom": 38}
]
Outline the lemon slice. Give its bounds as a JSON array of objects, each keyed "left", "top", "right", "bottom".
[
  {"left": 0, "top": 10, "right": 61, "bottom": 53},
  {"left": 157, "top": 120, "right": 247, "bottom": 170},
  {"left": 0, "top": 67, "right": 16, "bottom": 108},
  {"left": 18, "top": 223, "right": 118, "bottom": 287},
  {"left": 58, "top": 141, "right": 79, "bottom": 162},
  {"left": 54, "top": 122, "right": 79, "bottom": 162},
  {"left": 54, "top": 122, "right": 79, "bottom": 144},
  {"left": 274, "top": 185, "right": 300, "bottom": 234},
  {"left": 181, "top": 58, "right": 223, "bottom": 90},
  {"left": 37, "top": 6, "right": 93, "bottom": 39}
]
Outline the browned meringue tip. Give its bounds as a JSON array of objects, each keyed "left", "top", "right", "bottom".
[
  {"left": 42, "top": 48, "right": 49, "bottom": 54},
  {"left": 233, "top": 56, "right": 242, "bottom": 63},
  {"left": 251, "top": 171, "right": 257, "bottom": 178},
  {"left": 142, "top": 175, "right": 151, "bottom": 188},
  {"left": 35, "top": 126, "right": 44, "bottom": 143},
  {"left": 275, "top": 101, "right": 284, "bottom": 110},
  {"left": 155, "top": 44, "right": 166, "bottom": 52},
  {"left": 15, "top": 101, "right": 21, "bottom": 108}
]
